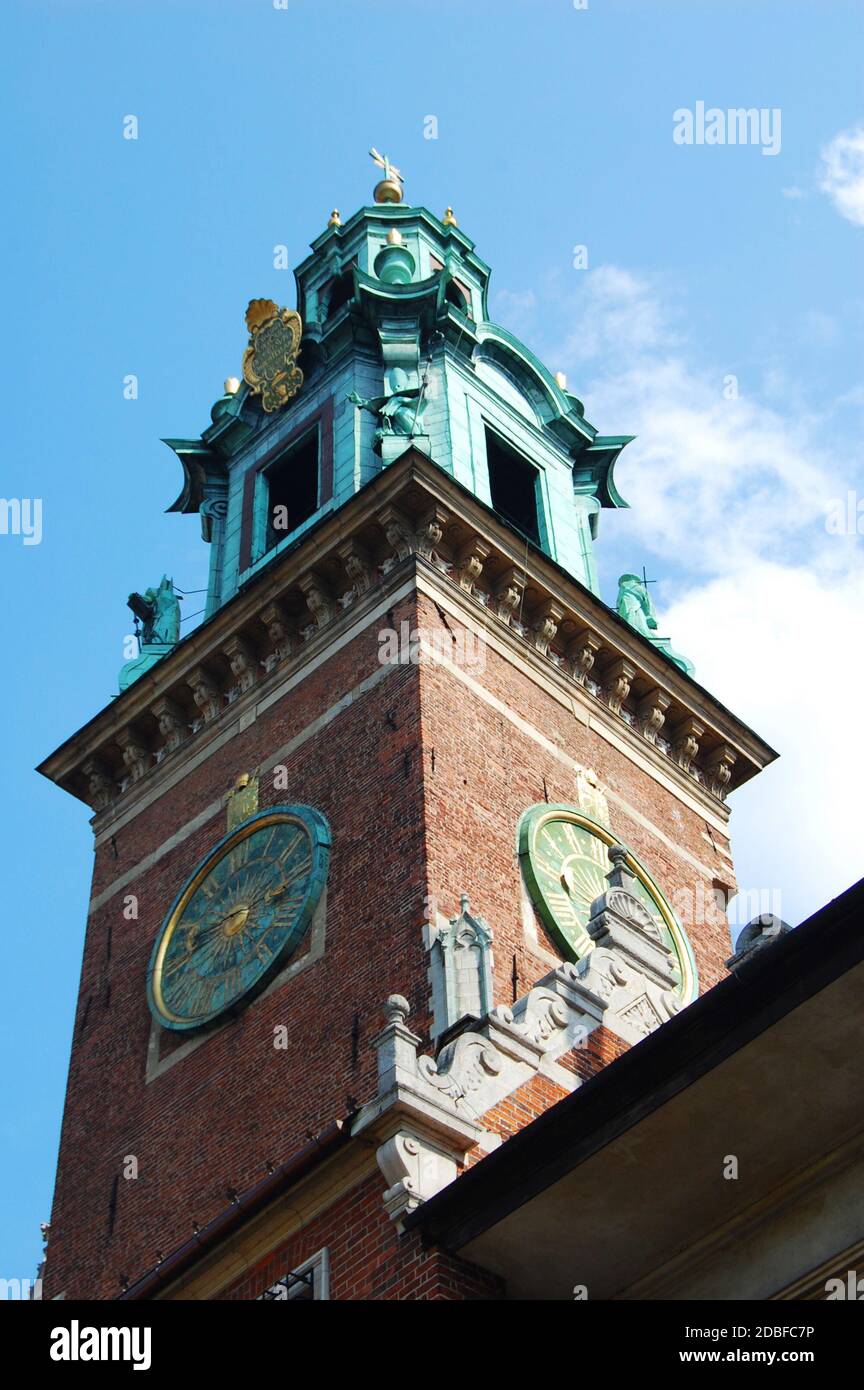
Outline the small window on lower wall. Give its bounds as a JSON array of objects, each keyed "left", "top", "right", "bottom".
[
  {"left": 485, "top": 428, "right": 541, "bottom": 546},
  {"left": 256, "top": 1248, "right": 330, "bottom": 1301},
  {"left": 264, "top": 429, "right": 320, "bottom": 553}
]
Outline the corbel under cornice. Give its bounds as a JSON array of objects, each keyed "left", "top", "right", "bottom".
[{"left": 36, "top": 448, "right": 777, "bottom": 820}]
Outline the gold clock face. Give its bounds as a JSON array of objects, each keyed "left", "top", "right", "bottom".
[
  {"left": 518, "top": 804, "right": 696, "bottom": 999},
  {"left": 147, "top": 805, "right": 330, "bottom": 1031}
]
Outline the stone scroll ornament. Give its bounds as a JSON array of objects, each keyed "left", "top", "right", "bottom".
[{"left": 242, "top": 299, "right": 304, "bottom": 412}]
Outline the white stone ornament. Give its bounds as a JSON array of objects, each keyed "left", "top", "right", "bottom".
[
  {"left": 426, "top": 894, "right": 494, "bottom": 1039},
  {"left": 577, "top": 845, "right": 683, "bottom": 1044},
  {"left": 356, "top": 872, "right": 693, "bottom": 1226},
  {"left": 353, "top": 961, "right": 606, "bottom": 1228}
]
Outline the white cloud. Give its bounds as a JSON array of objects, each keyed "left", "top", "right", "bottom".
[
  {"left": 586, "top": 356, "right": 834, "bottom": 575},
  {"left": 818, "top": 124, "right": 864, "bottom": 227},
  {"left": 665, "top": 558, "right": 864, "bottom": 925},
  {"left": 557, "top": 265, "right": 678, "bottom": 363},
  {"left": 508, "top": 263, "right": 864, "bottom": 927}
]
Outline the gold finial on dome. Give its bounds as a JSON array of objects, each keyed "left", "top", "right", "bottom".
[
  {"left": 328, "top": 209, "right": 342, "bottom": 228},
  {"left": 442, "top": 206, "right": 458, "bottom": 226},
  {"left": 224, "top": 376, "right": 241, "bottom": 395},
  {"left": 385, "top": 227, "right": 404, "bottom": 246},
  {"left": 555, "top": 371, "right": 567, "bottom": 390},
  {"left": 370, "top": 147, "right": 404, "bottom": 204}
]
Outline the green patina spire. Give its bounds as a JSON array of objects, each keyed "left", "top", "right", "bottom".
[{"left": 158, "top": 154, "right": 639, "bottom": 627}]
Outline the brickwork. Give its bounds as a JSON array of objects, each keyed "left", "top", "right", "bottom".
[
  {"left": 44, "top": 569, "right": 741, "bottom": 1300},
  {"left": 45, "top": 593, "right": 430, "bottom": 1300},
  {"left": 414, "top": 592, "right": 736, "bottom": 996},
  {"left": 216, "top": 1171, "right": 503, "bottom": 1301},
  {"left": 467, "top": 1028, "right": 629, "bottom": 1157}
]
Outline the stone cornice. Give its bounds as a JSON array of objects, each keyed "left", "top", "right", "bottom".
[
  {"left": 412, "top": 565, "right": 737, "bottom": 827},
  {"left": 37, "top": 448, "right": 777, "bottom": 818}
]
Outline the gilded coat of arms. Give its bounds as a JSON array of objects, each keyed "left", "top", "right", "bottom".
[{"left": 242, "top": 298, "right": 304, "bottom": 412}]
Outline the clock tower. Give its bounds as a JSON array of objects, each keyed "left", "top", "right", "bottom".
[{"left": 38, "top": 157, "right": 775, "bottom": 1301}]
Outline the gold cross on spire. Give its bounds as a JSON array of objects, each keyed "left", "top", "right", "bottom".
[{"left": 370, "top": 148, "right": 404, "bottom": 204}]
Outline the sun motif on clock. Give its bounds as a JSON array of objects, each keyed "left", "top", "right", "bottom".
[
  {"left": 147, "top": 805, "right": 330, "bottom": 1031},
  {"left": 518, "top": 804, "right": 696, "bottom": 1000}
]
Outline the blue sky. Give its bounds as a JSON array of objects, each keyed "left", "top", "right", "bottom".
[{"left": 2, "top": 0, "right": 862, "bottom": 1289}]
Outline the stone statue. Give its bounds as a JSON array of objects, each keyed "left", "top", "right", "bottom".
[
  {"left": 347, "top": 369, "right": 426, "bottom": 449},
  {"left": 128, "top": 576, "right": 181, "bottom": 646},
  {"left": 119, "top": 576, "right": 182, "bottom": 692},
  {"left": 616, "top": 573, "right": 694, "bottom": 676}
]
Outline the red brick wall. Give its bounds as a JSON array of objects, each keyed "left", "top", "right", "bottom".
[
  {"left": 43, "top": 575, "right": 739, "bottom": 1300},
  {"left": 415, "top": 593, "right": 736, "bottom": 998},
  {"left": 217, "top": 1171, "right": 503, "bottom": 1301},
  {"left": 468, "top": 1029, "right": 628, "bottom": 1157},
  {"left": 45, "top": 593, "right": 433, "bottom": 1300}
]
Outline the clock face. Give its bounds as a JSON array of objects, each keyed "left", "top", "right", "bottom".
[
  {"left": 147, "top": 805, "right": 330, "bottom": 1031},
  {"left": 518, "top": 804, "right": 696, "bottom": 1000}
]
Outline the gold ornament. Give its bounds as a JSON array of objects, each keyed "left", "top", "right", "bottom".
[
  {"left": 370, "top": 147, "right": 404, "bottom": 204},
  {"left": 224, "top": 771, "right": 260, "bottom": 830},
  {"left": 242, "top": 299, "right": 304, "bottom": 413}
]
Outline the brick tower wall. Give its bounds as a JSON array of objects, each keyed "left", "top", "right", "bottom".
[
  {"left": 44, "top": 591, "right": 430, "bottom": 1300},
  {"left": 415, "top": 591, "right": 737, "bottom": 1001},
  {"left": 44, "top": 571, "right": 738, "bottom": 1300}
]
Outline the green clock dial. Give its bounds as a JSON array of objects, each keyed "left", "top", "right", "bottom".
[
  {"left": 147, "top": 805, "right": 330, "bottom": 1031},
  {"left": 518, "top": 804, "right": 696, "bottom": 1000}
]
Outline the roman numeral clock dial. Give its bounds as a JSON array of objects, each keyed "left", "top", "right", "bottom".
[
  {"left": 518, "top": 804, "right": 696, "bottom": 1001},
  {"left": 147, "top": 806, "right": 331, "bottom": 1031}
]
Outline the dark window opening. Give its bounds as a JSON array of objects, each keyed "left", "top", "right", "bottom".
[
  {"left": 265, "top": 432, "right": 319, "bottom": 552},
  {"left": 445, "top": 279, "right": 470, "bottom": 314},
  {"left": 486, "top": 430, "right": 541, "bottom": 545},
  {"left": 290, "top": 1270, "right": 316, "bottom": 1301},
  {"left": 325, "top": 270, "right": 354, "bottom": 321}
]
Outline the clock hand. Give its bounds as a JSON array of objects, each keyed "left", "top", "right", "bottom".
[{"left": 265, "top": 880, "right": 290, "bottom": 901}]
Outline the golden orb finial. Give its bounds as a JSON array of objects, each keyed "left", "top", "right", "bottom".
[
  {"left": 442, "top": 206, "right": 458, "bottom": 227},
  {"left": 385, "top": 227, "right": 404, "bottom": 246},
  {"left": 555, "top": 371, "right": 567, "bottom": 390},
  {"left": 328, "top": 209, "right": 342, "bottom": 228},
  {"left": 224, "top": 376, "right": 241, "bottom": 395}
]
